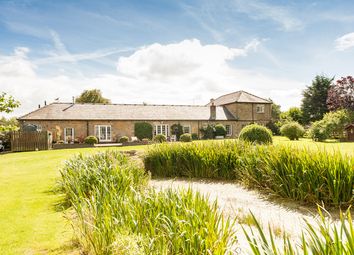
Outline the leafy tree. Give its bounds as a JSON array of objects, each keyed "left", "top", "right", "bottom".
[
  {"left": 327, "top": 76, "right": 354, "bottom": 111},
  {"left": 75, "top": 89, "right": 111, "bottom": 104},
  {"left": 301, "top": 75, "right": 333, "bottom": 124},
  {"left": 0, "top": 93, "right": 20, "bottom": 131},
  {"left": 0, "top": 117, "right": 19, "bottom": 132},
  {"left": 270, "top": 101, "right": 281, "bottom": 120},
  {"left": 0, "top": 92, "right": 20, "bottom": 113},
  {"left": 280, "top": 107, "right": 304, "bottom": 124},
  {"left": 309, "top": 109, "right": 353, "bottom": 141}
]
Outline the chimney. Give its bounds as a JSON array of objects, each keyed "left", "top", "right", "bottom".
[
  {"left": 44, "top": 100, "right": 47, "bottom": 106},
  {"left": 210, "top": 98, "right": 216, "bottom": 120},
  {"left": 72, "top": 96, "right": 75, "bottom": 104}
]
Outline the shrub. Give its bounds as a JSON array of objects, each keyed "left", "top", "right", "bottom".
[
  {"left": 119, "top": 136, "right": 129, "bottom": 143},
  {"left": 214, "top": 123, "right": 226, "bottom": 137},
  {"left": 280, "top": 121, "right": 305, "bottom": 140},
  {"left": 179, "top": 133, "right": 192, "bottom": 142},
  {"left": 191, "top": 133, "right": 199, "bottom": 140},
  {"left": 266, "top": 121, "right": 280, "bottom": 135},
  {"left": 200, "top": 124, "right": 215, "bottom": 139},
  {"left": 171, "top": 123, "right": 183, "bottom": 140},
  {"left": 309, "top": 120, "right": 329, "bottom": 141},
  {"left": 239, "top": 124, "right": 273, "bottom": 144},
  {"left": 134, "top": 122, "right": 153, "bottom": 140},
  {"left": 84, "top": 136, "right": 98, "bottom": 144},
  {"left": 153, "top": 134, "right": 166, "bottom": 143}
]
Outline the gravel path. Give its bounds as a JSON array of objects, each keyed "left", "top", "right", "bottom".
[{"left": 150, "top": 178, "right": 322, "bottom": 254}]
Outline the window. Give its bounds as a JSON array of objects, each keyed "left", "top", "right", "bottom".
[
  {"left": 256, "top": 104, "right": 265, "bottom": 113},
  {"left": 94, "top": 125, "right": 112, "bottom": 142},
  {"left": 64, "top": 127, "right": 74, "bottom": 143},
  {"left": 154, "top": 124, "right": 169, "bottom": 136},
  {"left": 183, "top": 125, "right": 191, "bottom": 134},
  {"left": 225, "top": 125, "right": 232, "bottom": 136}
]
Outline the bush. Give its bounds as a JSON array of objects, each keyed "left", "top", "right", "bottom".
[
  {"left": 179, "top": 133, "right": 192, "bottom": 142},
  {"left": 280, "top": 121, "right": 305, "bottom": 140},
  {"left": 153, "top": 134, "right": 166, "bottom": 143},
  {"left": 266, "top": 121, "right": 280, "bottom": 135},
  {"left": 200, "top": 124, "right": 215, "bottom": 139},
  {"left": 171, "top": 123, "right": 183, "bottom": 140},
  {"left": 84, "top": 136, "right": 98, "bottom": 144},
  {"left": 214, "top": 123, "right": 226, "bottom": 137},
  {"left": 191, "top": 133, "right": 199, "bottom": 140},
  {"left": 239, "top": 124, "right": 273, "bottom": 144},
  {"left": 134, "top": 122, "right": 153, "bottom": 140},
  {"left": 119, "top": 136, "right": 129, "bottom": 143},
  {"left": 309, "top": 120, "right": 329, "bottom": 141}
]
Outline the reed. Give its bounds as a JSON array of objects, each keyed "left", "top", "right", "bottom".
[
  {"left": 59, "top": 150, "right": 236, "bottom": 254},
  {"left": 243, "top": 208, "right": 354, "bottom": 255},
  {"left": 144, "top": 141, "right": 354, "bottom": 206}
]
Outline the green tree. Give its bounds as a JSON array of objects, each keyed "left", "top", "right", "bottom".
[
  {"left": 75, "top": 89, "right": 111, "bottom": 104},
  {"left": 280, "top": 107, "right": 304, "bottom": 124},
  {"left": 0, "top": 93, "right": 20, "bottom": 131},
  {"left": 270, "top": 101, "right": 281, "bottom": 120},
  {"left": 0, "top": 92, "right": 20, "bottom": 113},
  {"left": 301, "top": 75, "right": 333, "bottom": 124}
]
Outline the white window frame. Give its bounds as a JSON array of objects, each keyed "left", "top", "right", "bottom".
[
  {"left": 64, "top": 127, "right": 74, "bottom": 143},
  {"left": 256, "top": 104, "right": 265, "bottom": 113},
  {"left": 94, "top": 125, "right": 112, "bottom": 142},
  {"left": 183, "top": 125, "right": 191, "bottom": 134},
  {"left": 225, "top": 124, "right": 232, "bottom": 136},
  {"left": 155, "top": 124, "right": 169, "bottom": 136}
]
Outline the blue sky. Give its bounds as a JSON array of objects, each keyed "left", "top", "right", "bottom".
[{"left": 1, "top": 0, "right": 354, "bottom": 116}]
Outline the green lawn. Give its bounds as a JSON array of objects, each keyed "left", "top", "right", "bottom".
[
  {"left": 0, "top": 138, "right": 353, "bottom": 254},
  {"left": 0, "top": 146, "right": 146, "bottom": 255}
]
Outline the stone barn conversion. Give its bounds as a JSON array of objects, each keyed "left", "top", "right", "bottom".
[{"left": 18, "top": 91, "right": 272, "bottom": 143}]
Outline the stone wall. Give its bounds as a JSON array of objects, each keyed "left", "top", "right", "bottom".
[{"left": 19, "top": 118, "right": 270, "bottom": 143}]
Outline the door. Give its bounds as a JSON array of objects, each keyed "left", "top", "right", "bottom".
[{"left": 64, "top": 127, "right": 74, "bottom": 143}]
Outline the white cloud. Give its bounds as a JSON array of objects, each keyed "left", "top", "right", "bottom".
[
  {"left": 1, "top": 39, "right": 304, "bottom": 118},
  {"left": 0, "top": 47, "right": 36, "bottom": 77},
  {"left": 335, "top": 32, "right": 354, "bottom": 51},
  {"left": 117, "top": 39, "right": 259, "bottom": 79}
]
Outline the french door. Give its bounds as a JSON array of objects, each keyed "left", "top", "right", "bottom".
[{"left": 95, "top": 125, "right": 112, "bottom": 142}]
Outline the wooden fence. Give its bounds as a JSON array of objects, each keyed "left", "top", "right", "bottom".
[{"left": 11, "top": 131, "right": 52, "bottom": 152}]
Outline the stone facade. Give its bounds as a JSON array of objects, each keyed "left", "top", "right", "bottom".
[{"left": 19, "top": 102, "right": 271, "bottom": 143}]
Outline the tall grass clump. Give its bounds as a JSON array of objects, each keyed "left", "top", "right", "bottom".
[
  {"left": 144, "top": 141, "right": 354, "bottom": 206},
  {"left": 58, "top": 150, "right": 236, "bottom": 254},
  {"left": 243, "top": 208, "right": 354, "bottom": 255},
  {"left": 144, "top": 140, "right": 253, "bottom": 179}
]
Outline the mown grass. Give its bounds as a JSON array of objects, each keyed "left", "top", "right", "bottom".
[
  {"left": 0, "top": 145, "right": 145, "bottom": 255},
  {"left": 144, "top": 141, "right": 354, "bottom": 206},
  {"left": 58, "top": 151, "right": 236, "bottom": 254}
]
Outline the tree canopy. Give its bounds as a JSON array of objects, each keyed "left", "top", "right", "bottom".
[
  {"left": 0, "top": 92, "right": 20, "bottom": 113},
  {"left": 327, "top": 76, "right": 354, "bottom": 111},
  {"left": 280, "top": 107, "right": 304, "bottom": 124},
  {"left": 75, "top": 89, "right": 111, "bottom": 104},
  {"left": 301, "top": 75, "right": 333, "bottom": 124}
]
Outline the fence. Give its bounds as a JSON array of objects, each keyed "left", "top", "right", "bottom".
[{"left": 11, "top": 131, "right": 52, "bottom": 152}]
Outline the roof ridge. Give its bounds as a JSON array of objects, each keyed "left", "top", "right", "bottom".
[
  {"left": 17, "top": 102, "right": 55, "bottom": 120},
  {"left": 59, "top": 102, "right": 207, "bottom": 107},
  {"left": 239, "top": 90, "right": 271, "bottom": 103}
]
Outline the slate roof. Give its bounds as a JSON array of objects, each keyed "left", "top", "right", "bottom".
[
  {"left": 19, "top": 103, "right": 236, "bottom": 121},
  {"left": 207, "top": 91, "right": 271, "bottom": 106}
]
